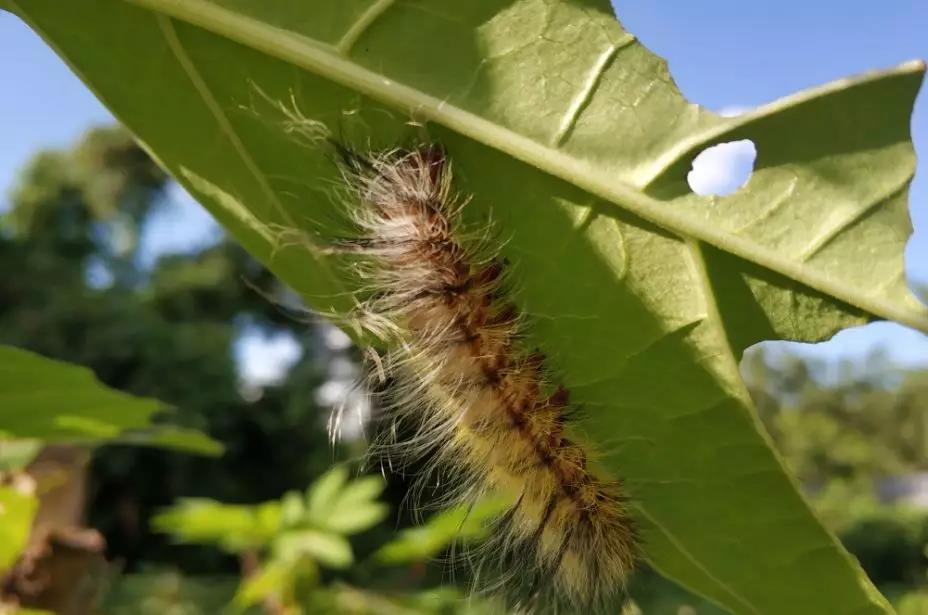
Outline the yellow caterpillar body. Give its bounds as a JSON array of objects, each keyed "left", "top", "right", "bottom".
[{"left": 334, "top": 145, "right": 637, "bottom": 610}]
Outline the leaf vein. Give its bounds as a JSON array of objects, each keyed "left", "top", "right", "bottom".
[
  {"left": 634, "top": 504, "right": 762, "bottom": 615},
  {"left": 798, "top": 177, "right": 911, "bottom": 262},
  {"left": 552, "top": 41, "right": 621, "bottom": 146},
  {"left": 684, "top": 239, "right": 752, "bottom": 402},
  {"left": 734, "top": 176, "right": 798, "bottom": 234},
  {"left": 337, "top": 0, "right": 396, "bottom": 56}
]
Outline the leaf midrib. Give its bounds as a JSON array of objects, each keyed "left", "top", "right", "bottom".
[{"left": 116, "top": 0, "right": 927, "bottom": 333}]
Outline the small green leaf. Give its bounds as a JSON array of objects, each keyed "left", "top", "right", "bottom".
[
  {"left": 317, "top": 474, "right": 388, "bottom": 534},
  {"left": 273, "top": 529, "right": 353, "bottom": 569},
  {"left": 321, "top": 501, "right": 389, "bottom": 535},
  {"left": 304, "top": 465, "right": 348, "bottom": 520},
  {"left": 152, "top": 498, "right": 281, "bottom": 553},
  {"left": 233, "top": 560, "right": 292, "bottom": 611},
  {"left": 0, "top": 485, "right": 38, "bottom": 571},
  {"left": 280, "top": 490, "right": 305, "bottom": 528},
  {"left": 376, "top": 498, "right": 507, "bottom": 565},
  {"left": 253, "top": 500, "right": 283, "bottom": 541},
  {"left": 333, "top": 475, "right": 386, "bottom": 508}
]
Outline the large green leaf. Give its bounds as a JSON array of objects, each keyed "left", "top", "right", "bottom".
[
  {"left": 0, "top": 345, "right": 222, "bottom": 455},
  {"left": 4, "top": 0, "right": 925, "bottom": 612}
]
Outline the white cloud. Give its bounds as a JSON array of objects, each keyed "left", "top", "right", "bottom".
[
  {"left": 717, "top": 105, "right": 751, "bottom": 118},
  {"left": 322, "top": 324, "right": 353, "bottom": 351},
  {"left": 687, "top": 139, "right": 756, "bottom": 196},
  {"left": 235, "top": 328, "right": 302, "bottom": 386}
]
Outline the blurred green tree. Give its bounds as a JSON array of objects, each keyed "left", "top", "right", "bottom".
[
  {"left": 744, "top": 345, "right": 928, "bottom": 601},
  {"left": 0, "top": 126, "right": 348, "bottom": 573}
]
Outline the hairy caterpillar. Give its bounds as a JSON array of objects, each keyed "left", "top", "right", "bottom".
[{"left": 329, "top": 143, "right": 638, "bottom": 610}]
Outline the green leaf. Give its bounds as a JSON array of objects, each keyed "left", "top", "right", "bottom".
[
  {"left": 152, "top": 498, "right": 281, "bottom": 553},
  {"left": 0, "top": 345, "right": 223, "bottom": 456},
  {"left": 321, "top": 501, "right": 389, "bottom": 536},
  {"left": 303, "top": 468, "right": 387, "bottom": 535},
  {"left": 233, "top": 560, "right": 293, "bottom": 611},
  {"left": 317, "top": 475, "right": 387, "bottom": 535},
  {"left": 0, "top": 485, "right": 38, "bottom": 571},
  {"left": 6, "top": 1, "right": 925, "bottom": 612},
  {"left": 280, "top": 490, "right": 305, "bottom": 528},
  {"left": 375, "top": 498, "right": 507, "bottom": 565},
  {"left": 304, "top": 465, "right": 348, "bottom": 521},
  {"left": 334, "top": 475, "right": 386, "bottom": 508},
  {"left": 115, "top": 424, "right": 225, "bottom": 456},
  {"left": 273, "top": 529, "right": 353, "bottom": 569}
]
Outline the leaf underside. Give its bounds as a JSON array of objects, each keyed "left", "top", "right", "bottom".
[{"left": 5, "top": 0, "right": 926, "bottom": 612}]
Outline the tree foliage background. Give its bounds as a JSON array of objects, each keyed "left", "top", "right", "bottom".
[
  {"left": 0, "top": 124, "right": 337, "bottom": 554},
  {"left": 0, "top": 127, "right": 357, "bottom": 609}
]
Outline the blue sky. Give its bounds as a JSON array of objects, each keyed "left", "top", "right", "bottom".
[{"left": 2, "top": 2, "right": 928, "bottom": 370}]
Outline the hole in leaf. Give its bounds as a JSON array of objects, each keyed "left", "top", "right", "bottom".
[{"left": 687, "top": 139, "right": 756, "bottom": 196}]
